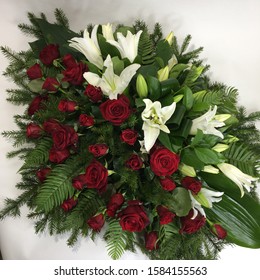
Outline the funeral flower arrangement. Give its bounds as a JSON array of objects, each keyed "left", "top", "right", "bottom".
[{"left": 1, "top": 9, "right": 260, "bottom": 260}]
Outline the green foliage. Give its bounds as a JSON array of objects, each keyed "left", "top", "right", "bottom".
[
  {"left": 138, "top": 31, "right": 155, "bottom": 65},
  {"left": 104, "top": 219, "right": 135, "bottom": 260}
]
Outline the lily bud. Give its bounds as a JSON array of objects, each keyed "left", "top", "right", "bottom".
[
  {"left": 212, "top": 143, "right": 229, "bottom": 153},
  {"left": 173, "top": 94, "right": 183, "bottom": 103},
  {"left": 178, "top": 163, "right": 196, "bottom": 177},
  {"left": 214, "top": 114, "right": 231, "bottom": 122},
  {"left": 165, "top": 31, "right": 174, "bottom": 45},
  {"left": 223, "top": 135, "right": 239, "bottom": 144},
  {"left": 136, "top": 74, "right": 148, "bottom": 98},
  {"left": 202, "top": 165, "right": 219, "bottom": 174},
  {"left": 158, "top": 66, "right": 169, "bottom": 82}
]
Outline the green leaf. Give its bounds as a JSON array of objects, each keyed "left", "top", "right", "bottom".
[
  {"left": 28, "top": 78, "right": 44, "bottom": 93},
  {"left": 156, "top": 40, "right": 174, "bottom": 65},
  {"left": 160, "top": 78, "right": 180, "bottom": 96},
  {"left": 205, "top": 194, "right": 260, "bottom": 248},
  {"left": 181, "top": 148, "right": 205, "bottom": 169},
  {"left": 167, "top": 188, "right": 191, "bottom": 216},
  {"left": 111, "top": 56, "right": 124, "bottom": 75},
  {"left": 194, "top": 147, "right": 221, "bottom": 164},
  {"left": 98, "top": 34, "right": 120, "bottom": 58},
  {"left": 146, "top": 75, "right": 161, "bottom": 100},
  {"left": 158, "top": 131, "right": 175, "bottom": 152},
  {"left": 182, "top": 86, "right": 194, "bottom": 110},
  {"left": 183, "top": 65, "right": 204, "bottom": 86},
  {"left": 170, "top": 64, "right": 189, "bottom": 79}
]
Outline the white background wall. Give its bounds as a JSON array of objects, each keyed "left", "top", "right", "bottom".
[{"left": 0, "top": 0, "right": 259, "bottom": 261}]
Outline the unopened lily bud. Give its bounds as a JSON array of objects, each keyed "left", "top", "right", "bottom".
[
  {"left": 173, "top": 94, "right": 183, "bottom": 103},
  {"left": 223, "top": 135, "right": 239, "bottom": 144},
  {"left": 214, "top": 114, "right": 231, "bottom": 122},
  {"left": 202, "top": 165, "right": 219, "bottom": 174},
  {"left": 178, "top": 163, "right": 196, "bottom": 177},
  {"left": 158, "top": 66, "right": 169, "bottom": 82},
  {"left": 212, "top": 143, "right": 229, "bottom": 153},
  {"left": 136, "top": 74, "right": 148, "bottom": 98},
  {"left": 194, "top": 192, "right": 211, "bottom": 208},
  {"left": 165, "top": 31, "right": 174, "bottom": 45}
]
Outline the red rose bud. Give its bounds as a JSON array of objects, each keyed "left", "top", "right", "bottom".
[
  {"left": 49, "top": 147, "right": 70, "bottom": 163},
  {"left": 58, "top": 99, "right": 77, "bottom": 112},
  {"left": 36, "top": 167, "right": 51, "bottom": 182},
  {"left": 87, "top": 213, "right": 105, "bottom": 232},
  {"left": 26, "top": 123, "right": 42, "bottom": 139},
  {"left": 79, "top": 114, "right": 95, "bottom": 127},
  {"left": 150, "top": 147, "right": 180, "bottom": 176},
  {"left": 181, "top": 176, "right": 202, "bottom": 195},
  {"left": 88, "top": 144, "right": 109, "bottom": 157},
  {"left": 126, "top": 154, "right": 143, "bottom": 170},
  {"left": 85, "top": 160, "right": 108, "bottom": 193},
  {"left": 42, "top": 77, "right": 60, "bottom": 92},
  {"left": 145, "top": 231, "right": 159, "bottom": 250},
  {"left": 212, "top": 224, "right": 227, "bottom": 239},
  {"left": 39, "top": 44, "right": 60, "bottom": 66},
  {"left": 61, "top": 197, "right": 78, "bottom": 211},
  {"left": 62, "top": 54, "right": 88, "bottom": 86},
  {"left": 84, "top": 84, "right": 103, "bottom": 103},
  {"left": 120, "top": 129, "right": 138, "bottom": 145},
  {"left": 28, "top": 95, "right": 47, "bottom": 116},
  {"left": 156, "top": 205, "right": 176, "bottom": 225},
  {"left": 26, "top": 63, "right": 42, "bottom": 79},
  {"left": 72, "top": 174, "right": 88, "bottom": 190},
  {"left": 159, "top": 177, "right": 176, "bottom": 191},
  {"left": 62, "top": 54, "right": 77, "bottom": 68},
  {"left": 118, "top": 203, "right": 149, "bottom": 232},
  {"left": 107, "top": 193, "right": 125, "bottom": 217},
  {"left": 99, "top": 95, "right": 131, "bottom": 126},
  {"left": 180, "top": 210, "right": 206, "bottom": 234}
]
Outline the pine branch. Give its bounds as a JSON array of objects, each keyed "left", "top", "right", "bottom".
[{"left": 54, "top": 8, "right": 70, "bottom": 28}]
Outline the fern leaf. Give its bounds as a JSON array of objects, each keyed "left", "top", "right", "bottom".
[
  {"left": 104, "top": 219, "right": 134, "bottom": 260},
  {"left": 138, "top": 31, "right": 155, "bottom": 65},
  {"left": 35, "top": 155, "right": 86, "bottom": 213}
]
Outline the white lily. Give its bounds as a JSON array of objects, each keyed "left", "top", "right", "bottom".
[
  {"left": 84, "top": 55, "right": 140, "bottom": 100},
  {"left": 141, "top": 99, "right": 176, "bottom": 152},
  {"left": 69, "top": 25, "right": 103, "bottom": 69},
  {"left": 107, "top": 30, "right": 142, "bottom": 63},
  {"left": 217, "top": 163, "right": 258, "bottom": 197},
  {"left": 190, "top": 105, "right": 225, "bottom": 139},
  {"left": 102, "top": 23, "right": 114, "bottom": 41},
  {"left": 189, "top": 188, "right": 224, "bottom": 219}
]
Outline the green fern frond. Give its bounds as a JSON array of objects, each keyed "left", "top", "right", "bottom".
[
  {"left": 20, "top": 137, "right": 52, "bottom": 170},
  {"left": 2, "top": 130, "right": 28, "bottom": 147},
  {"left": 104, "top": 219, "right": 134, "bottom": 260},
  {"left": 35, "top": 155, "right": 87, "bottom": 213},
  {"left": 138, "top": 31, "right": 155, "bottom": 65}
]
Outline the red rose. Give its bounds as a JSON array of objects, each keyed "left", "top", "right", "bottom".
[
  {"left": 26, "top": 63, "right": 42, "bottom": 79},
  {"left": 181, "top": 176, "right": 202, "bottom": 195},
  {"left": 99, "top": 95, "right": 131, "bottom": 126},
  {"left": 61, "top": 197, "right": 78, "bottom": 211},
  {"left": 106, "top": 193, "right": 125, "bottom": 217},
  {"left": 28, "top": 95, "right": 47, "bottom": 116},
  {"left": 79, "top": 114, "right": 95, "bottom": 127},
  {"left": 120, "top": 129, "right": 138, "bottom": 145},
  {"left": 118, "top": 202, "right": 149, "bottom": 232},
  {"left": 145, "top": 231, "right": 159, "bottom": 250},
  {"left": 58, "top": 99, "right": 77, "bottom": 112},
  {"left": 84, "top": 84, "right": 103, "bottom": 103},
  {"left": 125, "top": 154, "right": 143, "bottom": 170},
  {"left": 62, "top": 54, "right": 88, "bottom": 85},
  {"left": 156, "top": 205, "right": 176, "bottom": 225},
  {"left": 212, "top": 224, "right": 227, "bottom": 239},
  {"left": 43, "top": 119, "right": 61, "bottom": 134},
  {"left": 88, "top": 144, "right": 109, "bottom": 157},
  {"left": 72, "top": 174, "right": 88, "bottom": 190},
  {"left": 159, "top": 177, "right": 176, "bottom": 191},
  {"left": 62, "top": 54, "right": 77, "bottom": 68},
  {"left": 49, "top": 147, "right": 70, "bottom": 163},
  {"left": 36, "top": 167, "right": 51, "bottom": 182},
  {"left": 42, "top": 77, "right": 60, "bottom": 92},
  {"left": 51, "top": 124, "right": 78, "bottom": 150},
  {"left": 150, "top": 147, "right": 180, "bottom": 176},
  {"left": 39, "top": 44, "right": 60, "bottom": 66},
  {"left": 87, "top": 213, "right": 105, "bottom": 232},
  {"left": 180, "top": 210, "right": 206, "bottom": 234},
  {"left": 85, "top": 160, "right": 108, "bottom": 193},
  {"left": 26, "top": 123, "right": 42, "bottom": 139}
]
